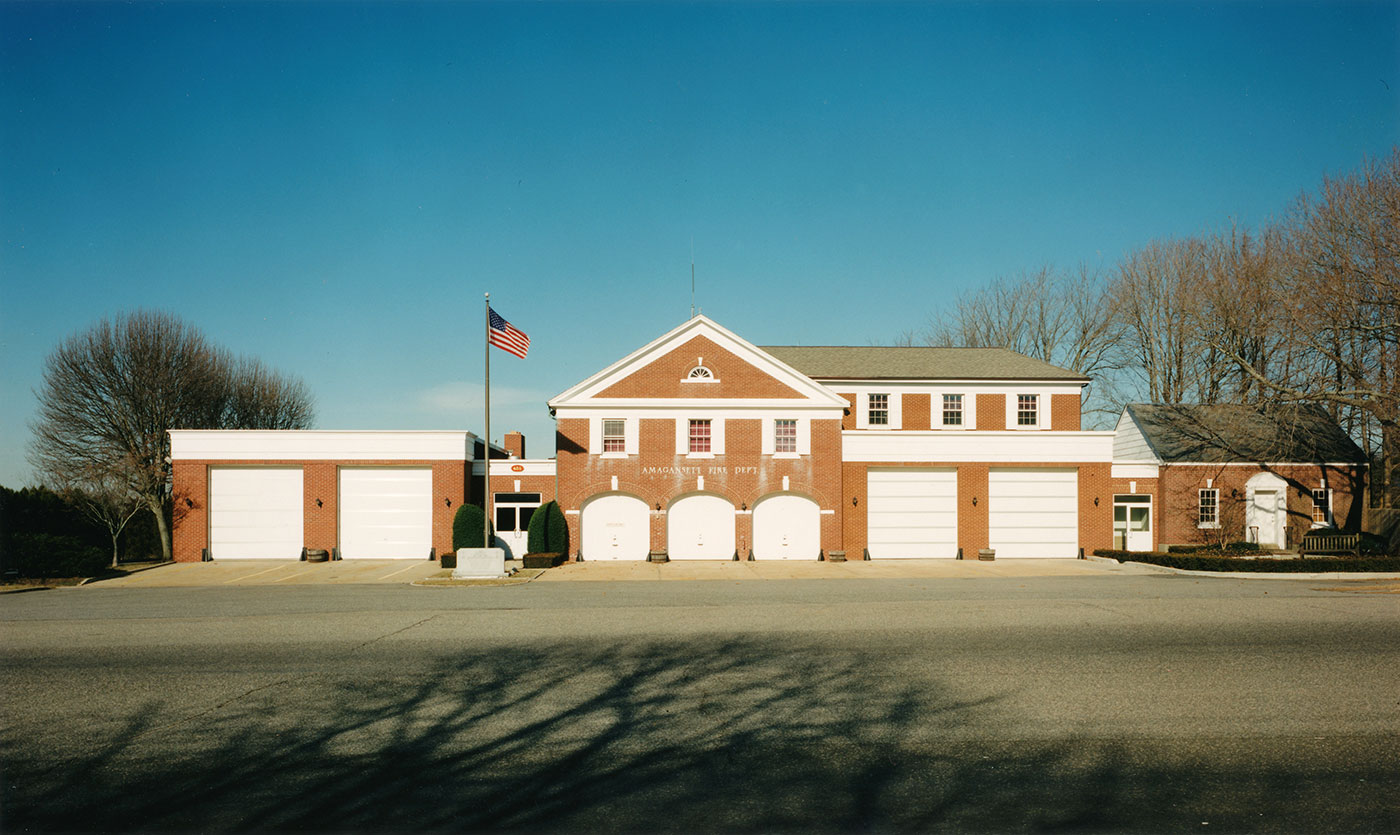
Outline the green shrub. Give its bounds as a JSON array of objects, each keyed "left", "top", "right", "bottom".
[
  {"left": 1223, "top": 541, "right": 1261, "bottom": 552},
  {"left": 526, "top": 500, "right": 569, "bottom": 555},
  {"left": 452, "top": 504, "right": 490, "bottom": 550}
]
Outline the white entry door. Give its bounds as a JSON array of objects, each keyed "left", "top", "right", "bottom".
[
  {"left": 338, "top": 468, "right": 433, "bottom": 559},
  {"left": 1113, "top": 495, "right": 1152, "bottom": 551},
  {"left": 667, "top": 494, "right": 735, "bottom": 559},
  {"left": 866, "top": 468, "right": 958, "bottom": 558},
  {"left": 988, "top": 468, "right": 1079, "bottom": 558},
  {"left": 581, "top": 493, "right": 650, "bottom": 560},
  {"left": 752, "top": 493, "right": 820, "bottom": 560},
  {"left": 209, "top": 467, "right": 304, "bottom": 559},
  {"left": 1248, "top": 489, "right": 1283, "bottom": 546}
]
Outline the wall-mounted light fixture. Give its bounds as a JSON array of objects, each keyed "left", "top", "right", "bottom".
[
  {"left": 1094, "top": 496, "right": 1100, "bottom": 506},
  {"left": 741, "top": 501, "right": 747, "bottom": 511},
  {"left": 972, "top": 496, "right": 978, "bottom": 506},
  {"left": 184, "top": 497, "right": 194, "bottom": 508},
  {"left": 316, "top": 498, "right": 323, "bottom": 508},
  {"left": 655, "top": 501, "right": 662, "bottom": 511},
  {"left": 444, "top": 497, "right": 452, "bottom": 507},
  {"left": 852, "top": 496, "right": 859, "bottom": 506}
]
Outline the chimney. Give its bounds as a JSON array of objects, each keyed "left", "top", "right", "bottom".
[{"left": 504, "top": 431, "right": 525, "bottom": 459}]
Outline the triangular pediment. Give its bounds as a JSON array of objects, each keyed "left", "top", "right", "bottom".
[{"left": 550, "top": 316, "right": 848, "bottom": 409}]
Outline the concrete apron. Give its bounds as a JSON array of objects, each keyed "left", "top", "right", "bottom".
[
  {"left": 535, "top": 558, "right": 1144, "bottom": 582},
  {"left": 87, "top": 560, "right": 447, "bottom": 588}
]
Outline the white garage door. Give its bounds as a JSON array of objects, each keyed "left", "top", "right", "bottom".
[
  {"left": 581, "top": 493, "right": 650, "bottom": 560},
  {"left": 667, "top": 493, "right": 735, "bottom": 560},
  {"left": 988, "top": 468, "right": 1079, "bottom": 558},
  {"left": 867, "top": 468, "right": 958, "bottom": 558},
  {"left": 338, "top": 468, "right": 433, "bottom": 559},
  {"left": 209, "top": 468, "right": 303, "bottom": 559},
  {"left": 752, "top": 493, "right": 820, "bottom": 560}
]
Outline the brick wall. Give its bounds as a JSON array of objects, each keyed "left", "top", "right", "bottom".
[
  {"left": 977, "top": 394, "right": 1006, "bottom": 430},
  {"left": 172, "top": 459, "right": 469, "bottom": 562},
  {"left": 838, "top": 393, "right": 856, "bottom": 430},
  {"left": 904, "top": 393, "right": 931, "bottom": 430},
  {"left": 1158, "top": 463, "right": 1365, "bottom": 547},
  {"left": 1052, "top": 394, "right": 1081, "bottom": 430}
]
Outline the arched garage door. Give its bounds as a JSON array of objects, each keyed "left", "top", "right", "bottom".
[
  {"left": 581, "top": 493, "right": 650, "bottom": 560},
  {"left": 667, "top": 493, "right": 735, "bottom": 560},
  {"left": 752, "top": 493, "right": 820, "bottom": 560}
]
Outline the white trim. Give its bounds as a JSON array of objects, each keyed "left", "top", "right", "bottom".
[
  {"left": 473, "top": 459, "right": 556, "bottom": 477},
  {"left": 843, "top": 430, "right": 1114, "bottom": 463},
  {"left": 171, "top": 430, "right": 475, "bottom": 461},
  {"left": 1111, "top": 463, "right": 1160, "bottom": 479}
]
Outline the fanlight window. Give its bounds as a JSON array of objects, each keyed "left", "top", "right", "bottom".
[{"left": 687, "top": 365, "right": 714, "bottom": 380}]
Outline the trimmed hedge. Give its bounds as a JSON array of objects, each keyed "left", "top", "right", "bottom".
[
  {"left": 1167, "top": 542, "right": 1261, "bottom": 554},
  {"left": 526, "top": 500, "right": 569, "bottom": 555},
  {"left": 1094, "top": 549, "right": 1400, "bottom": 573},
  {"left": 452, "top": 504, "right": 490, "bottom": 550}
]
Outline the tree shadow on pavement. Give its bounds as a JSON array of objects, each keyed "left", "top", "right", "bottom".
[{"left": 4, "top": 636, "right": 1396, "bottom": 832}]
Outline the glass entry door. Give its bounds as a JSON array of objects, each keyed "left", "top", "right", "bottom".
[{"left": 1113, "top": 495, "right": 1152, "bottom": 551}]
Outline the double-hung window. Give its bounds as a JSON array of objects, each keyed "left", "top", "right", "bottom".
[
  {"left": 1198, "top": 488, "right": 1219, "bottom": 528},
  {"left": 602, "top": 419, "right": 626, "bottom": 453},
  {"left": 688, "top": 419, "right": 711, "bottom": 454},
  {"left": 942, "top": 394, "right": 963, "bottom": 427},
  {"left": 1311, "top": 489, "right": 1330, "bottom": 525},
  {"left": 868, "top": 393, "right": 889, "bottom": 426},
  {"left": 1016, "top": 394, "right": 1039, "bottom": 426},
  {"left": 775, "top": 419, "right": 797, "bottom": 454}
]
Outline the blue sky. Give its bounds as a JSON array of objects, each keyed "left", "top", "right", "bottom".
[{"left": 2, "top": 1, "right": 1397, "bottom": 486}]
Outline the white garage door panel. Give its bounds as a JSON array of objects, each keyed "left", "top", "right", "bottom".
[
  {"left": 668, "top": 494, "right": 735, "bottom": 560},
  {"left": 210, "top": 468, "right": 303, "bottom": 559},
  {"left": 752, "top": 493, "right": 820, "bottom": 560},
  {"left": 989, "top": 468, "right": 1078, "bottom": 558},
  {"left": 582, "top": 494, "right": 650, "bottom": 561},
  {"left": 867, "top": 468, "right": 958, "bottom": 558},
  {"left": 339, "top": 468, "right": 433, "bottom": 559}
]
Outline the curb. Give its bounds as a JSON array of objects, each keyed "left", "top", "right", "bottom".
[
  {"left": 78, "top": 562, "right": 177, "bottom": 586},
  {"left": 1085, "top": 555, "right": 1400, "bottom": 581}
]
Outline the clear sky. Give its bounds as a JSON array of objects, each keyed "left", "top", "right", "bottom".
[{"left": 2, "top": 1, "right": 1397, "bottom": 487}]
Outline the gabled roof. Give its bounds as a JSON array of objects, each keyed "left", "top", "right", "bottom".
[
  {"left": 1125, "top": 403, "right": 1367, "bottom": 464},
  {"left": 758, "top": 346, "right": 1089, "bottom": 382},
  {"left": 549, "top": 315, "right": 849, "bottom": 409}
]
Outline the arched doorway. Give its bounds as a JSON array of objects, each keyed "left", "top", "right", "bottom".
[
  {"left": 666, "top": 493, "right": 735, "bottom": 559},
  {"left": 751, "top": 492, "right": 820, "bottom": 560},
  {"left": 581, "top": 493, "right": 650, "bottom": 560}
]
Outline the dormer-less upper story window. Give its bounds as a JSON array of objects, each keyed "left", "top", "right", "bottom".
[
  {"left": 602, "top": 419, "right": 626, "bottom": 453},
  {"left": 1017, "top": 394, "right": 1039, "bottom": 426},
  {"left": 942, "top": 394, "right": 963, "bottom": 426},
  {"left": 869, "top": 393, "right": 889, "bottom": 426}
]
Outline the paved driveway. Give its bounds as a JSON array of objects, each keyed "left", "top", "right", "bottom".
[
  {"left": 90, "top": 557, "right": 1147, "bottom": 587},
  {"left": 91, "top": 559, "right": 446, "bottom": 587}
]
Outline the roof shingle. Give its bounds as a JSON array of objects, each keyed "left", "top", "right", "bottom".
[
  {"left": 1127, "top": 403, "right": 1367, "bottom": 464},
  {"left": 759, "top": 346, "right": 1089, "bottom": 381}
]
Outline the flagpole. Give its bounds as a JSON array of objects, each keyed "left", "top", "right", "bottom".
[{"left": 483, "top": 292, "right": 492, "bottom": 551}]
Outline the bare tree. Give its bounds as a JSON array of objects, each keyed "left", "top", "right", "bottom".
[
  {"left": 44, "top": 459, "right": 145, "bottom": 569},
  {"left": 921, "top": 264, "right": 1125, "bottom": 423},
  {"left": 28, "top": 311, "right": 315, "bottom": 562}
]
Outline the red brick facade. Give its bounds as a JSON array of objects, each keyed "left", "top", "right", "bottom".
[
  {"left": 172, "top": 459, "right": 469, "bottom": 562},
  {"left": 1156, "top": 463, "right": 1364, "bottom": 548}
]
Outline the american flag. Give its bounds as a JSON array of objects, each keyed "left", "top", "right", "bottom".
[{"left": 488, "top": 306, "right": 530, "bottom": 359}]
